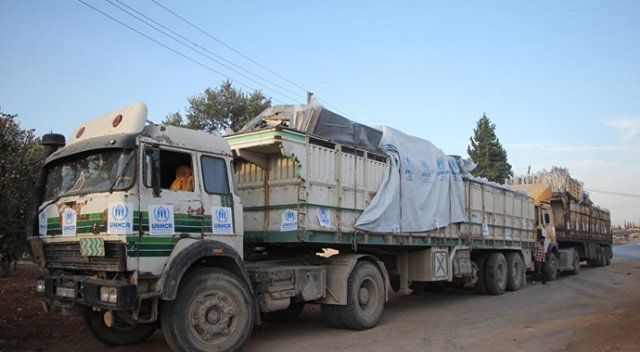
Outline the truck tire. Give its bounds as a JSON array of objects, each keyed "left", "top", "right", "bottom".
[
  {"left": 569, "top": 249, "right": 581, "bottom": 275},
  {"left": 336, "top": 261, "right": 385, "bottom": 330},
  {"left": 83, "top": 308, "right": 156, "bottom": 346},
  {"left": 484, "top": 252, "right": 507, "bottom": 295},
  {"left": 545, "top": 253, "right": 559, "bottom": 281},
  {"left": 321, "top": 304, "right": 345, "bottom": 328},
  {"left": 474, "top": 254, "right": 488, "bottom": 295},
  {"left": 602, "top": 247, "right": 610, "bottom": 266},
  {"left": 505, "top": 252, "right": 524, "bottom": 291},
  {"left": 161, "top": 267, "right": 255, "bottom": 352},
  {"left": 264, "top": 300, "right": 305, "bottom": 322}
]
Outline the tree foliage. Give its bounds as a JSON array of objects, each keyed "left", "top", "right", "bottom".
[
  {"left": 164, "top": 80, "right": 271, "bottom": 133},
  {"left": 467, "top": 113, "right": 513, "bottom": 183},
  {"left": 0, "top": 111, "right": 44, "bottom": 276}
]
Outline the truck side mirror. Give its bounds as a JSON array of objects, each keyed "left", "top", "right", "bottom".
[
  {"left": 145, "top": 149, "right": 162, "bottom": 197},
  {"left": 544, "top": 213, "right": 550, "bottom": 225}
]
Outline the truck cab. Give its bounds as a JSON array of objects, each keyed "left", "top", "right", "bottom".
[{"left": 30, "top": 103, "right": 255, "bottom": 351}]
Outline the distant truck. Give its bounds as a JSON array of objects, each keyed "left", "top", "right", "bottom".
[
  {"left": 31, "top": 102, "right": 538, "bottom": 352},
  {"left": 509, "top": 168, "right": 612, "bottom": 280}
]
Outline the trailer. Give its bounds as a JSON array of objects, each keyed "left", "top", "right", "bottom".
[{"left": 31, "top": 102, "right": 537, "bottom": 352}]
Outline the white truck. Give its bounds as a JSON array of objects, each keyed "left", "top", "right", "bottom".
[{"left": 31, "top": 102, "right": 537, "bottom": 352}]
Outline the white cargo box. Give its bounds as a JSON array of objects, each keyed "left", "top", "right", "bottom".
[{"left": 226, "top": 127, "right": 535, "bottom": 248}]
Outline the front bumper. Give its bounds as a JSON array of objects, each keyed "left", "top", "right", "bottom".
[{"left": 38, "top": 275, "right": 137, "bottom": 310}]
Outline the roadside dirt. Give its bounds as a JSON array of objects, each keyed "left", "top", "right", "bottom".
[{"left": 1, "top": 249, "right": 638, "bottom": 352}]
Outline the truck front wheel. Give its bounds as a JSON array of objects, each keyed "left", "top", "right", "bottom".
[
  {"left": 83, "top": 308, "right": 156, "bottom": 346},
  {"left": 336, "top": 261, "right": 385, "bottom": 330},
  {"left": 161, "top": 268, "right": 255, "bottom": 352}
]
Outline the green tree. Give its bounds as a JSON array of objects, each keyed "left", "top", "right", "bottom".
[
  {"left": 0, "top": 111, "right": 44, "bottom": 276},
  {"left": 165, "top": 80, "right": 271, "bottom": 133},
  {"left": 467, "top": 113, "right": 513, "bottom": 183}
]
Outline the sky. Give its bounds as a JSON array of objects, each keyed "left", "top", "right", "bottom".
[{"left": 1, "top": 0, "right": 639, "bottom": 225}]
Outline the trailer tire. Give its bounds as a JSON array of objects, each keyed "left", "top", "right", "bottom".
[
  {"left": 264, "top": 300, "right": 305, "bottom": 322},
  {"left": 83, "top": 308, "right": 156, "bottom": 346},
  {"left": 336, "top": 261, "right": 385, "bottom": 330},
  {"left": 602, "top": 247, "right": 610, "bottom": 266},
  {"left": 545, "top": 253, "right": 559, "bottom": 281},
  {"left": 505, "top": 252, "right": 524, "bottom": 291},
  {"left": 161, "top": 268, "right": 255, "bottom": 352},
  {"left": 321, "top": 304, "right": 345, "bottom": 328},
  {"left": 485, "top": 252, "right": 507, "bottom": 295},
  {"left": 569, "top": 249, "right": 581, "bottom": 275},
  {"left": 474, "top": 254, "right": 488, "bottom": 295}
]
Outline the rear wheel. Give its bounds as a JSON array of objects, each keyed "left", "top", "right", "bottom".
[
  {"left": 545, "top": 252, "right": 559, "bottom": 281},
  {"left": 569, "top": 249, "right": 581, "bottom": 275},
  {"left": 335, "top": 261, "right": 385, "bottom": 330},
  {"left": 602, "top": 247, "right": 610, "bottom": 266},
  {"left": 505, "top": 252, "right": 524, "bottom": 291},
  {"left": 474, "top": 254, "right": 488, "bottom": 294},
  {"left": 485, "top": 252, "right": 507, "bottom": 295},
  {"left": 83, "top": 308, "right": 156, "bottom": 346},
  {"left": 161, "top": 268, "right": 255, "bottom": 352}
]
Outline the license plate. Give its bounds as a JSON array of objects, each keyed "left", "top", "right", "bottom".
[{"left": 56, "top": 287, "right": 76, "bottom": 298}]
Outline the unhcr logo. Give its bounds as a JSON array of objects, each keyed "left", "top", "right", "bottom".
[
  {"left": 154, "top": 206, "right": 170, "bottom": 222},
  {"left": 112, "top": 204, "right": 128, "bottom": 221},
  {"left": 108, "top": 203, "right": 132, "bottom": 235},
  {"left": 212, "top": 207, "right": 233, "bottom": 234},
  {"left": 65, "top": 210, "right": 74, "bottom": 225},
  {"left": 216, "top": 207, "right": 229, "bottom": 223}
]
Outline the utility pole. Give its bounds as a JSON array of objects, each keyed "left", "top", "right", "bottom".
[{"left": 306, "top": 91, "right": 313, "bottom": 104}]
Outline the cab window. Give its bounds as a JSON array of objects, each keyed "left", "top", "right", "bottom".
[
  {"left": 201, "top": 156, "right": 229, "bottom": 194},
  {"left": 144, "top": 149, "right": 194, "bottom": 192}
]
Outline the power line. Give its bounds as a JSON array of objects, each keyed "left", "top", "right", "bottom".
[
  {"left": 102, "top": 0, "right": 301, "bottom": 103},
  {"left": 585, "top": 188, "right": 640, "bottom": 198},
  {"left": 149, "top": 0, "right": 354, "bottom": 119},
  {"left": 151, "top": 0, "right": 308, "bottom": 93},
  {"left": 76, "top": 0, "right": 285, "bottom": 104},
  {"left": 110, "top": 0, "right": 306, "bottom": 101}
]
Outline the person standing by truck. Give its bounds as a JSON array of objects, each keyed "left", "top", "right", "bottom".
[{"left": 532, "top": 235, "right": 548, "bottom": 284}]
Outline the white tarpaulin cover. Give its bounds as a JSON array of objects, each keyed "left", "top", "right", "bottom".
[{"left": 355, "top": 126, "right": 466, "bottom": 233}]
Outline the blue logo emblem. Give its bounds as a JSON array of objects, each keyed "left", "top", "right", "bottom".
[
  {"left": 319, "top": 208, "right": 329, "bottom": 220},
  {"left": 64, "top": 210, "right": 74, "bottom": 224},
  {"left": 154, "top": 206, "right": 170, "bottom": 222},
  {"left": 112, "top": 204, "right": 128, "bottom": 221},
  {"left": 216, "top": 208, "right": 229, "bottom": 223},
  {"left": 285, "top": 210, "right": 297, "bottom": 221},
  {"left": 436, "top": 158, "right": 445, "bottom": 170}
]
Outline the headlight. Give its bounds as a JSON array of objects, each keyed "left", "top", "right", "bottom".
[
  {"left": 99, "top": 286, "right": 118, "bottom": 303},
  {"left": 36, "top": 279, "right": 46, "bottom": 293}
]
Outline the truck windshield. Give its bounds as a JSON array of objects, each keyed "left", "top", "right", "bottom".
[{"left": 43, "top": 149, "right": 136, "bottom": 201}]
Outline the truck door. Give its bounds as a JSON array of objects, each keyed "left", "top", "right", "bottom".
[
  {"left": 197, "top": 153, "right": 243, "bottom": 243},
  {"left": 540, "top": 205, "right": 555, "bottom": 250},
  {"left": 136, "top": 144, "right": 204, "bottom": 266}
]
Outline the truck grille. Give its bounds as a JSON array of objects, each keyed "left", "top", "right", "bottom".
[{"left": 43, "top": 241, "right": 126, "bottom": 271}]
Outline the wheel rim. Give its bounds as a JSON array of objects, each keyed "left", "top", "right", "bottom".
[
  {"left": 358, "top": 277, "right": 378, "bottom": 316},
  {"left": 189, "top": 290, "right": 238, "bottom": 344}
]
